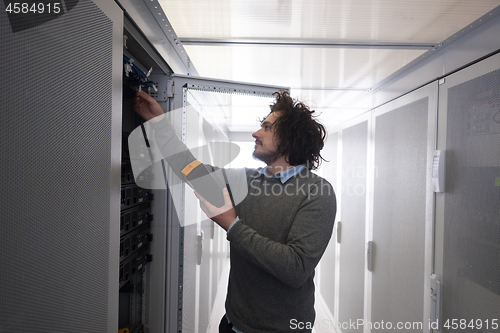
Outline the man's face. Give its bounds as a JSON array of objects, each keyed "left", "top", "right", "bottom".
[{"left": 252, "top": 112, "right": 282, "bottom": 164}]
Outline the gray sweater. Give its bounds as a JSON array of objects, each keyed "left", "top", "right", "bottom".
[
  {"left": 147, "top": 116, "right": 336, "bottom": 333},
  {"left": 226, "top": 168, "right": 336, "bottom": 333}
]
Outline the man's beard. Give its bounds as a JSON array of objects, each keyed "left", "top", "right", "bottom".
[{"left": 252, "top": 147, "right": 281, "bottom": 165}]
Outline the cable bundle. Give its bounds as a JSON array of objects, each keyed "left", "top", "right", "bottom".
[{"left": 123, "top": 54, "right": 157, "bottom": 92}]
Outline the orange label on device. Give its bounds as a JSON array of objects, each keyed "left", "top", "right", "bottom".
[{"left": 181, "top": 160, "right": 202, "bottom": 176}]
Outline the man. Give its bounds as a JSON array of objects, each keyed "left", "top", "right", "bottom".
[{"left": 134, "top": 90, "right": 336, "bottom": 333}]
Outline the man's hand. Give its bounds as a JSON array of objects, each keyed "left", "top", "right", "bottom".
[
  {"left": 194, "top": 188, "right": 236, "bottom": 231},
  {"left": 133, "top": 89, "right": 165, "bottom": 123}
]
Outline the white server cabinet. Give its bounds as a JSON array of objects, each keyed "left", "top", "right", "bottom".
[
  {"left": 317, "top": 131, "right": 340, "bottom": 324},
  {"left": 337, "top": 115, "right": 370, "bottom": 333},
  {"left": 434, "top": 52, "right": 500, "bottom": 333},
  {"left": 368, "top": 83, "right": 437, "bottom": 333}
]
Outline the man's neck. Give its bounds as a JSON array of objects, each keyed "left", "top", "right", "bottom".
[{"left": 266, "top": 156, "right": 293, "bottom": 176}]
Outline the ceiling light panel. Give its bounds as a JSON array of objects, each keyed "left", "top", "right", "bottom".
[
  {"left": 184, "top": 45, "right": 426, "bottom": 91},
  {"left": 160, "top": 0, "right": 499, "bottom": 42},
  {"left": 291, "top": 89, "right": 367, "bottom": 110},
  {"left": 186, "top": 89, "right": 277, "bottom": 133}
]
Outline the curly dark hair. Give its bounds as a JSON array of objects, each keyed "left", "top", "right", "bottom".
[{"left": 265, "top": 90, "right": 327, "bottom": 170}]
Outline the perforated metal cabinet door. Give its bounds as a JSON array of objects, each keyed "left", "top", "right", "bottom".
[
  {"left": 435, "top": 52, "right": 500, "bottom": 332},
  {"left": 182, "top": 96, "right": 206, "bottom": 333},
  {"left": 181, "top": 91, "right": 232, "bottom": 333},
  {"left": 370, "top": 82, "right": 436, "bottom": 333},
  {"left": 338, "top": 119, "right": 369, "bottom": 333},
  {"left": 168, "top": 77, "right": 287, "bottom": 333},
  {"left": 0, "top": 1, "right": 123, "bottom": 332}
]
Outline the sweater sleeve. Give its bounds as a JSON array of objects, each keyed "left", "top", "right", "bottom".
[
  {"left": 147, "top": 115, "right": 198, "bottom": 180},
  {"left": 226, "top": 181, "right": 336, "bottom": 288},
  {"left": 145, "top": 116, "right": 249, "bottom": 205}
]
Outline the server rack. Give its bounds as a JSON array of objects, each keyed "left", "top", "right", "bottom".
[
  {"left": 119, "top": 80, "right": 154, "bottom": 333},
  {"left": 119, "top": 15, "right": 176, "bottom": 332}
]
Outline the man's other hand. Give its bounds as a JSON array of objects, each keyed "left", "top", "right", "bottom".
[{"left": 194, "top": 188, "right": 236, "bottom": 231}]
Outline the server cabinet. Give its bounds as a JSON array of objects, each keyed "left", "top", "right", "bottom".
[
  {"left": 0, "top": 1, "right": 123, "bottom": 332},
  {"left": 369, "top": 83, "right": 436, "bottom": 333},
  {"left": 318, "top": 83, "right": 437, "bottom": 333},
  {"left": 115, "top": 3, "right": 289, "bottom": 330},
  {"left": 435, "top": 52, "right": 500, "bottom": 333},
  {"left": 337, "top": 116, "right": 370, "bottom": 333},
  {"left": 120, "top": 57, "right": 156, "bottom": 333},
  {"left": 318, "top": 131, "right": 340, "bottom": 322},
  {"left": 121, "top": 15, "right": 180, "bottom": 333}
]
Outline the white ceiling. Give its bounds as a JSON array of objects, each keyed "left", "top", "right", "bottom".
[{"left": 158, "top": 0, "right": 500, "bottom": 132}]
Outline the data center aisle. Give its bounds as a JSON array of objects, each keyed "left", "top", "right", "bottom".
[
  {"left": 207, "top": 259, "right": 230, "bottom": 333},
  {"left": 314, "top": 296, "right": 338, "bottom": 333},
  {"left": 206, "top": 258, "right": 337, "bottom": 333}
]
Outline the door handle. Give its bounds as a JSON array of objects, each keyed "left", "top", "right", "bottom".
[
  {"left": 197, "top": 230, "right": 204, "bottom": 265},
  {"left": 336, "top": 221, "right": 341, "bottom": 243},
  {"left": 366, "top": 241, "right": 373, "bottom": 271}
]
